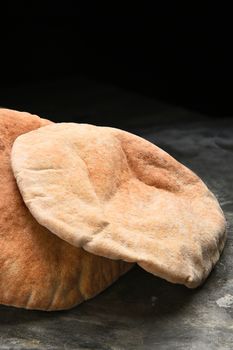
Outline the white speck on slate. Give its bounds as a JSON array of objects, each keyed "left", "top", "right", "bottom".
[{"left": 216, "top": 294, "right": 233, "bottom": 308}]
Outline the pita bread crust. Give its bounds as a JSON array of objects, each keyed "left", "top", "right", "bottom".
[
  {"left": 11, "top": 122, "right": 227, "bottom": 288},
  {"left": 0, "top": 109, "right": 131, "bottom": 311}
]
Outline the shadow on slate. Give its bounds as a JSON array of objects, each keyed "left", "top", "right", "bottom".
[{"left": 0, "top": 267, "right": 196, "bottom": 350}]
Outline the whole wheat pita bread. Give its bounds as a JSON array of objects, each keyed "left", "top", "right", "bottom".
[
  {"left": 12, "top": 122, "right": 227, "bottom": 288},
  {"left": 0, "top": 109, "right": 131, "bottom": 311}
]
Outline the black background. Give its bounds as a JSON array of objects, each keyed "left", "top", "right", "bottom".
[{"left": 0, "top": 6, "right": 232, "bottom": 119}]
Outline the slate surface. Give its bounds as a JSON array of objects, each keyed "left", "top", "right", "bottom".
[{"left": 0, "top": 78, "right": 233, "bottom": 349}]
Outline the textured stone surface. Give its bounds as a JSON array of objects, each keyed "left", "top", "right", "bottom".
[{"left": 0, "top": 79, "right": 232, "bottom": 349}]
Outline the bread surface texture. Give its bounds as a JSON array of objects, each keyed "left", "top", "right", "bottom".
[
  {"left": 11, "top": 122, "right": 227, "bottom": 288},
  {"left": 0, "top": 109, "right": 131, "bottom": 311}
]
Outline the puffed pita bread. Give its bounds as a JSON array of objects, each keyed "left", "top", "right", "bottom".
[
  {"left": 0, "top": 109, "right": 131, "bottom": 311},
  {"left": 12, "top": 122, "right": 227, "bottom": 288}
]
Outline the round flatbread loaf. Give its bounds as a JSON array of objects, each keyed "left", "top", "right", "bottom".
[
  {"left": 0, "top": 109, "right": 131, "bottom": 311},
  {"left": 11, "top": 122, "right": 227, "bottom": 288}
]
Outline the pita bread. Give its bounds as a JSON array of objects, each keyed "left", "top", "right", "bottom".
[
  {"left": 12, "top": 122, "right": 227, "bottom": 288},
  {"left": 0, "top": 109, "right": 131, "bottom": 311}
]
